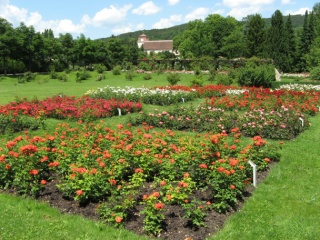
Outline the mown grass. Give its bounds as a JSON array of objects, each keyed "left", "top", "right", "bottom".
[
  {"left": 0, "top": 193, "right": 149, "bottom": 240},
  {"left": 0, "top": 71, "right": 196, "bottom": 105},
  {"left": 1, "top": 72, "right": 319, "bottom": 239}
]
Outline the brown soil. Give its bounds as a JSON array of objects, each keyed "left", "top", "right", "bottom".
[{"left": 29, "top": 164, "right": 275, "bottom": 240}]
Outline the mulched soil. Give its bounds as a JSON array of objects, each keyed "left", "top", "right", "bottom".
[{"left": 3, "top": 163, "right": 275, "bottom": 240}]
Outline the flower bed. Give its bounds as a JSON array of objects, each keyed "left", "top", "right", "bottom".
[
  {"left": 0, "top": 96, "right": 142, "bottom": 121},
  {"left": 85, "top": 86, "right": 197, "bottom": 105},
  {"left": 0, "top": 122, "right": 280, "bottom": 236}
]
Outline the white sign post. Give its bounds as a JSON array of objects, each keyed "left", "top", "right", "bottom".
[
  {"left": 117, "top": 108, "right": 122, "bottom": 116},
  {"left": 248, "top": 160, "right": 257, "bottom": 187}
]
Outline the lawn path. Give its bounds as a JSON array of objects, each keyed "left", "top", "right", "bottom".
[{"left": 212, "top": 113, "right": 320, "bottom": 240}]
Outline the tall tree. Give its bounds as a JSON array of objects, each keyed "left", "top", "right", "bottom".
[
  {"left": 285, "top": 14, "right": 298, "bottom": 72},
  {"left": 0, "top": 18, "right": 15, "bottom": 74},
  {"left": 268, "top": 10, "right": 289, "bottom": 72},
  {"left": 245, "top": 14, "right": 266, "bottom": 58}
]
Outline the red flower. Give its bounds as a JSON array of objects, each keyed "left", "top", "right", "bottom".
[
  {"left": 29, "top": 169, "right": 39, "bottom": 175},
  {"left": 199, "top": 163, "right": 208, "bottom": 169},
  {"left": 40, "top": 180, "right": 47, "bottom": 185},
  {"left": 154, "top": 202, "right": 164, "bottom": 209},
  {"left": 134, "top": 168, "right": 144, "bottom": 173},
  {"left": 76, "top": 190, "right": 83, "bottom": 196},
  {"left": 20, "top": 144, "right": 38, "bottom": 156},
  {"left": 48, "top": 161, "right": 60, "bottom": 167},
  {"left": 109, "top": 179, "right": 117, "bottom": 186},
  {"left": 152, "top": 192, "right": 160, "bottom": 198}
]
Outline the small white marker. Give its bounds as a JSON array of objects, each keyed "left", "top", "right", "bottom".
[{"left": 248, "top": 160, "right": 257, "bottom": 187}]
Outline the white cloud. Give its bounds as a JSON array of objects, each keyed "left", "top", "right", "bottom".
[
  {"left": 168, "top": 0, "right": 180, "bottom": 6},
  {"left": 112, "top": 24, "right": 134, "bottom": 35},
  {"left": 281, "top": 0, "right": 292, "bottom": 4},
  {"left": 132, "top": 1, "right": 161, "bottom": 15},
  {"left": 136, "top": 23, "right": 145, "bottom": 30},
  {"left": 223, "top": 0, "right": 274, "bottom": 8},
  {"left": 0, "top": 3, "right": 28, "bottom": 23},
  {"left": 153, "top": 14, "right": 182, "bottom": 29},
  {"left": 228, "top": 6, "right": 262, "bottom": 20},
  {"left": 0, "top": 1, "right": 85, "bottom": 36},
  {"left": 112, "top": 23, "right": 146, "bottom": 35},
  {"left": 285, "top": 7, "right": 311, "bottom": 16},
  {"left": 185, "top": 7, "right": 210, "bottom": 22},
  {"left": 90, "top": 5, "right": 132, "bottom": 26}
]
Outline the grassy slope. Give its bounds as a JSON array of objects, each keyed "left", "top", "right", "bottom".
[{"left": 212, "top": 113, "right": 320, "bottom": 240}]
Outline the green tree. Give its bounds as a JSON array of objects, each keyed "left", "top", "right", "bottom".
[
  {"left": 245, "top": 14, "right": 266, "bottom": 58},
  {"left": 0, "top": 18, "right": 15, "bottom": 74},
  {"left": 267, "top": 10, "right": 290, "bottom": 72},
  {"left": 285, "top": 14, "right": 298, "bottom": 72}
]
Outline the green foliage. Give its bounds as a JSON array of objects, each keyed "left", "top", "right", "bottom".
[
  {"left": 237, "top": 63, "right": 275, "bottom": 88},
  {"left": 57, "top": 72, "right": 68, "bottom": 82},
  {"left": 215, "top": 74, "right": 233, "bottom": 86},
  {"left": 189, "top": 75, "right": 204, "bottom": 87},
  {"left": 95, "top": 64, "right": 106, "bottom": 74},
  {"left": 167, "top": 72, "right": 181, "bottom": 85},
  {"left": 139, "top": 61, "right": 152, "bottom": 71},
  {"left": 24, "top": 72, "right": 37, "bottom": 82},
  {"left": 49, "top": 69, "right": 59, "bottom": 79},
  {"left": 76, "top": 69, "right": 91, "bottom": 82},
  {"left": 143, "top": 73, "right": 152, "bottom": 80},
  {"left": 0, "top": 114, "right": 43, "bottom": 135},
  {"left": 310, "top": 66, "right": 320, "bottom": 80},
  {"left": 125, "top": 70, "right": 135, "bottom": 81},
  {"left": 112, "top": 65, "right": 122, "bottom": 75}
]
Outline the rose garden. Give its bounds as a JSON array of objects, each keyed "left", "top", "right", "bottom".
[{"left": 1, "top": 72, "right": 320, "bottom": 239}]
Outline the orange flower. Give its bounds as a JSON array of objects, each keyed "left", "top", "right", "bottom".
[
  {"left": 152, "top": 192, "right": 160, "bottom": 198},
  {"left": 29, "top": 169, "right": 39, "bottom": 175},
  {"left": 76, "top": 190, "right": 83, "bottom": 196},
  {"left": 20, "top": 144, "right": 38, "bottom": 156},
  {"left": 199, "top": 163, "right": 208, "bottom": 169},
  {"left": 40, "top": 179, "right": 47, "bottom": 185},
  {"left": 154, "top": 202, "right": 164, "bottom": 209},
  {"left": 134, "top": 168, "right": 143, "bottom": 173},
  {"left": 115, "top": 216, "right": 123, "bottom": 223},
  {"left": 160, "top": 181, "right": 166, "bottom": 187},
  {"left": 5, "top": 164, "right": 10, "bottom": 170},
  {"left": 230, "top": 184, "right": 236, "bottom": 190}
]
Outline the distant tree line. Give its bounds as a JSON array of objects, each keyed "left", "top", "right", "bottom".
[
  {"left": 1, "top": 3, "right": 320, "bottom": 74},
  {"left": 174, "top": 4, "right": 320, "bottom": 73}
]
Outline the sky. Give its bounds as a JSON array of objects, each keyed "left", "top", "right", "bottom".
[{"left": 0, "top": 0, "right": 316, "bottom": 39}]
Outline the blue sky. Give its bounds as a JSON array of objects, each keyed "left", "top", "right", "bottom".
[{"left": 0, "top": 0, "right": 316, "bottom": 39}]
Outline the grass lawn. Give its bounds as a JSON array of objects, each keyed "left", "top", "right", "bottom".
[
  {"left": 0, "top": 71, "right": 195, "bottom": 105},
  {"left": 0, "top": 72, "right": 319, "bottom": 239}
]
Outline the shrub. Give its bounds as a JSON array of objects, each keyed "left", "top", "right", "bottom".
[
  {"left": 96, "top": 65, "right": 106, "bottom": 74},
  {"left": 167, "top": 73, "right": 181, "bottom": 85},
  {"left": 23, "top": 72, "right": 37, "bottom": 82},
  {"left": 50, "top": 70, "right": 59, "bottom": 79},
  {"left": 310, "top": 66, "right": 320, "bottom": 81},
  {"left": 76, "top": 69, "right": 91, "bottom": 82},
  {"left": 215, "top": 74, "right": 233, "bottom": 86},
  {"left": 189, "top": 76, "right": 204, "bottom": 87},
  {"left": 237, "top": 63, "right": 275, "bottom": 88},
  {"left": 125, "top": 70, "right": 135, "bottom": 81},
  {"left": 112, "top": 65, "right": 122, "bottom": 75},
  {"left": 139, "top": 62, "right": 151, "bottom": 71},
  {"left": 58, "top": 72, "right": 68, "bottom": 82},
  {"left": 143, "top": 74, "right": 152, "bottom": 80}
]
